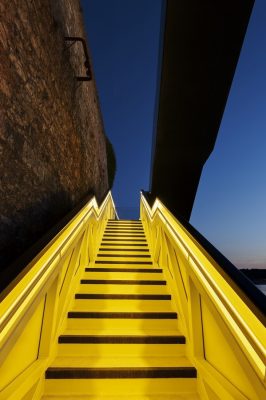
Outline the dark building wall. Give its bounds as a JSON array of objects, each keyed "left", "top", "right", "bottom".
[
  {"left": 150, "top": 0, "right": 254, "bottom": 220},
  {"left": 0, "top": 0, "right": 108, "bottom": 269}
]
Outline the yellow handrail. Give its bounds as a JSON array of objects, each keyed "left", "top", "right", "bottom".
[
  {"left": 0, "top": 192, "right": 116, "bottom": 399},
  {"left": 140, "top": 193, "right": 266, "bottom": 400}
]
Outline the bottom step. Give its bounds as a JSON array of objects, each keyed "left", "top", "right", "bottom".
[{"left": 44, "top": 376, "right": 197, "bottom": 397}]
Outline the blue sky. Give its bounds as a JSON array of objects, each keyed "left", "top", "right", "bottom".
[
  {"left": 82, "top": 0, "right": 162, "bottom": 217},
  {"left": 82, "top": 0, "right": 265, "bottom": 269}
]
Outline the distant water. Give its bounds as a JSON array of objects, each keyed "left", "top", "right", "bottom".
[{"left": 256, "top": 284, "right": 266, "bottom": 295}]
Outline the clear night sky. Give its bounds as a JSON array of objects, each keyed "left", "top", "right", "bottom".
[{"left": 82, "top": 0, "right": 265, "bottom": 269}]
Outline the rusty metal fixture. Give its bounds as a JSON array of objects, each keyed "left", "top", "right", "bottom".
[{"left": 64, "top": 36, "right": 92, "bottom": 81}]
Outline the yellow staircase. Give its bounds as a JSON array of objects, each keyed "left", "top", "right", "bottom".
[
  {"left": 43, "top": 219, "right": 199, "bottom": 399},
  {"left": 1, "top": 193, "right": 265, "bottom": 399}
]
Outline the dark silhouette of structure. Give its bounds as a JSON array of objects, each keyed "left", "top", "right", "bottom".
[{"left": 150, "top": 0, "right": 255, "bottom": 220}]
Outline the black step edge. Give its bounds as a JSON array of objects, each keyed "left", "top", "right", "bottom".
[
  {"left": 107, "top": 221, "right": 142, "bottom": 223},
  {"left": 85, "top": 268, "right": 162, "bottom": 273},
  {"left": 95, "top": 260, "right": 152, "bottom": 265},
  {"left": 58, "top": 335, "right": 185, "bottom": 344},
  {"left": 46, "top": 367, "right": 196, "bottom": 379},
  {"left": 100, "top": 243, "right": 148, "bottom": 246},
  {"left": 68, "top": 311, "right": 177, "bottom": 319},
  {"left": 103, "top": 235, "right": 146, "bottom": 238},
  {"left": 101, "top": 239, "right": 147, "bottom": 242},
  {"left": 99, "top": 248, "right": 149, "bottom": 251},
  {"left": 80, "top": 279, "right": 166, "bottom": 285},
  {"left": 105, "top": 228, "right": 144, "bottom": 231},
  {"left": 75, "top": 293, "right": 171, "bottom": 300},
  {"left": 105, "top": 230, "right": 144, "bottom": 233},
  {"left": 96, "top": 254, "right": 151, "bottom": 258}
]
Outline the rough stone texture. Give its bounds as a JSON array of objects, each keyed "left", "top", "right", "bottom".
[{"left": 0, "top": 0, "right": 109, "bottom": 270}]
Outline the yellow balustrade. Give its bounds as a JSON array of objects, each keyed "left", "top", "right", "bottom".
[
  {"left": 140, "top": 193, "right": 266, "bottom": 400},
  {"left": 0, "top": 192, "right": 116, "bottom": 400}
]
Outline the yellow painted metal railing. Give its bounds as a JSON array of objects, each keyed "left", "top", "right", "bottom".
[
  {"left": 0, "top": 192, "right": 116, "bottom": 400},
  {"left": 140, "top": 193, "right": 266, "bottom": 400}
]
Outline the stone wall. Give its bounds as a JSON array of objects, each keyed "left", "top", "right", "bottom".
[{"left": 0, "top": 0, "right": 109, "bottom": 269}]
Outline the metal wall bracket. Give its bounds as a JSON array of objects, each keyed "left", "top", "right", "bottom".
[{"left": 64, "top": 36, "right": 92, "bottom": 81}]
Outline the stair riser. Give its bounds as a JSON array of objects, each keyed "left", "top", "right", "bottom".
[
  {"left": 76, "top": 284, "right": 169, "bottom": 294},
  {"left": 66, "top": 319, "right": 179, "bottom": 330},
  {"left": 57, "top": 343, "right": 186, "bottom": 357},
  {"left": 45, "top": 378, "right": 197, "bottom": 396},
  {"left": 72, "top": 299, "right": 173, "bottom": 311},
  {"left": 82, "top": 272, "right": 164, "bottom": 280}
]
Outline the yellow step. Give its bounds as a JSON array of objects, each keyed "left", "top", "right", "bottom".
[
  {"left": 49, "top": 356, "right": 193, "bottom": 368},
  {"left": 61, "top": 328, "right": 182, "bottom": 336},
  {"left": 76, "top": 284, "right": 169, "bottom": 294},
  {"left": 44, "top": 377, "right": 197, "bottom": 397},
  {"left": 44, "top": 355, "right": 197, "bottom": 396},
  {"left": 90, "top": 264, "right": 154, "bottom": 268},
  {"left": 92, "top": 262, "right": 152, "bottom": 268},
  {"left": 82, "top": 272, "right": 165, "bottom": 281},
  {"left": 66, "top": 316, "right": 179, "bottom": 331},
  {"left": 72, "top": 299, "right": 173, "bottom": 311},
  {"left": 43, "top": 395, "right": 200, "bottom": 399},
  {"left": 57, "top": 343, "right": 186, "bottom": 357},
  {"left": 100, "top": 240, "right": 148, "bottom": 245},
  {"left": 95, "top": 257, "right": 152, "bottom": 263},
  {"left": 57, "top": 332, "right": 186, "bottom": 357},
  {"left": 98, "top": 250, "right": 150, "bottom": 255}
]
